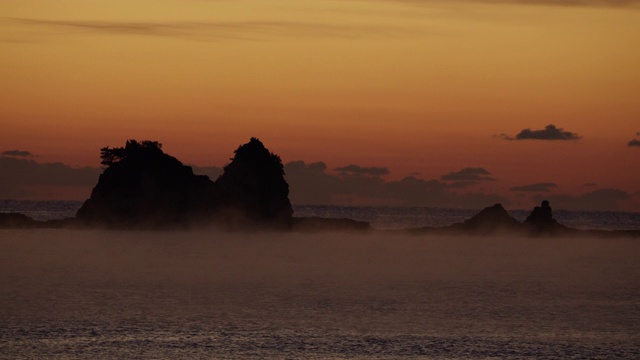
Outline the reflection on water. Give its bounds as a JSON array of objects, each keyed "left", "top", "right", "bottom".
[{"left": 1, "top": 230, "right": 639, "bottom": 358}]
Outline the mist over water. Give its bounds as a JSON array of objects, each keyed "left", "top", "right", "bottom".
[{"left": 1, "top": 230, "right": 639, "bottom": 359}]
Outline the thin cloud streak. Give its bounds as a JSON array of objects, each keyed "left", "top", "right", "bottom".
[
  {"left": 441, "top": 167, "right": 496, "bottom": 182},
  {"left": 2, "top": 150, "right": 34, "bottom": 157},
  {"left": 511, "top": 183, "right": 557, "bottom": 192},
  {"left": 373, "top": 0, "right": 640, "bottom": 7},
  {"left": 3, "top": 17, "right": 414, "bottom": 42},
  {"left": 335, "top": 164, "right": 390, "bottom": 176}
]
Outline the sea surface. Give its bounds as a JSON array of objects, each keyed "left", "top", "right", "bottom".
[
  {"left": 2, "top": 200, "right": 640, "bottom": 230},
  {"left": 1, "top": 201, "right": 639, "bottom": 359}
]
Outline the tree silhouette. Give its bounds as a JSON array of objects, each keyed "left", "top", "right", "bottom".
[{"left": 100, "top": 140, "right": 162, "bottom": 167}]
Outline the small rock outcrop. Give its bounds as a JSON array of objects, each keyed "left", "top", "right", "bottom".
[
  {"left": 525, "top": 200, "right": 553, "bottom": 224},
  {"left": 450, "top": 203, "right": 521, "bottom": 235},
  {"left": 524, "top": 200, "right": 568, "bottom": 234},
  {"left": 211, "top": 138, "right": 293, "bottom": 228}
]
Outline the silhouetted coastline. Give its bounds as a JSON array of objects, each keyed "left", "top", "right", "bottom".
[{"left": 0, "top": 139, "right": 638, "bottom": 237}]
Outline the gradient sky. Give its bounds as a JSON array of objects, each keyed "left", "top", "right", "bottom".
[{"left": 1, "top": 0, "right": 639, "bottom": 210}]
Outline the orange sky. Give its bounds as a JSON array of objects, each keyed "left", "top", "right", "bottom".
[{"left": 1, "top": 0, "right": 639, "bottom": 209}]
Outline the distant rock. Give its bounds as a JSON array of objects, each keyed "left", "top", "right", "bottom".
[
  {"left": 449, "top": 203, "right": 522, "bottom": 235},
  {"left": 523, "top": 200, "right": 570, "bottom": 235},
  {"left": 524, "top": 200, "right": 554, "bottom": 225},
  {"left": 211, "top": 138, "right": 293, "bottom": 228}
]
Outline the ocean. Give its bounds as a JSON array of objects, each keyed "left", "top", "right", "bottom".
[
  {"left": 2, "top": 200, "right": 640, "bottom": 230},
  {"left": 1, "top": 201, "right": 639, "bottom": 358}
]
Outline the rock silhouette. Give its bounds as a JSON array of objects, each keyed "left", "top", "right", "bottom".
[
  {"left": 524, "top": 200, "right": 568, "bottom": 234},
  {"left": 525, "top": 200, "right": 553, "bottom": 223},
  {"left": 408, "top": 201, "right": 583, "bottom": 236},
  {"left": 211, "top": 137, "right": 293, "bottom": 228},
  {"left": 450, "top": 203, "right": 521, "bottom": 234},
  {"left": 75, "top": 138, "right": 293, "bottom": 229},
  {"left": 76, "top": 140, "right": 213, "bottom": 228}
]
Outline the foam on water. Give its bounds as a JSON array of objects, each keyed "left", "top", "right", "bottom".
[{"left": 1, "top": 230, "right": 639, "bottom": 358}]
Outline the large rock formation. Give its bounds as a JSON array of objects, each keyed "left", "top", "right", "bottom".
[
  {"left": 211, "top": 138, "right": 293, "bottom": 228},
  {"left": 76, "top": 138, "right": 293, "bottom": 229},
  {"left": 76, "top": 140, "right": 213, "bottom": 228}
]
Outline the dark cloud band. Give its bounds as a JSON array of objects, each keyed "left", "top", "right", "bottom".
[
  {"left": 510, "top": 183, "right": 557, "bottom": 192},
  {"left": 499, "top": 124, "right": 581, "bottom": 141},
  {"left": 335, "top": 164, "right": 390, "bottom": 176},
  {"left": 440, "top": 167, "right": 496, "bottom": 182},
  {"left": 2, "top": 150, "right": 33, "bottom": 157}
]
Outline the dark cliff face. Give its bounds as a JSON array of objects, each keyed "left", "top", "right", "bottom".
[
  {"left": 212, "top": 138, "right": 293, "bottom": 227},
  {"left": 75, "top": 138, "right": 293, "bottom": 229},
  {"left": 76, "top": 140, "right": 213, "bottom": 227}
]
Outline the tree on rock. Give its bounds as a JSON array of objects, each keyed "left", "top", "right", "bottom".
[
  {"left": 77, "top": 140, "right": 213, "bottom": 228},
  {"left": 100, "top": 140, "right": 162, "bottom": 167}
]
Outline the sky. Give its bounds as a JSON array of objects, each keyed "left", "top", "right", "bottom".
[{"left": 1, "top": 0, "right": 639, "bottom": 211}]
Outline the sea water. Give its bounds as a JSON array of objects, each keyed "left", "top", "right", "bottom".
[
  {"left": 1, "top": 229, "right": 639, "bottom": 359},
  {"left": 2, "top": 200, "right": 640, "bottom": 230}
]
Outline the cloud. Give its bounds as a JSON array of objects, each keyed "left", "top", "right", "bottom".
[
  {"left": 494, "top": 133, "right": 515, "bottom": 141},
  {"left": 628, "top": 138, "right": 640, "bottom": 147},
  {"left": 534, "top": 188, "right": 631, "bottom": 211},
  {"left": 1, "top": 150, "right": 33, "bottom": 157},
  {"left": 384, "top": 0, "right": 640, "bottom": 7},
  {"left": 3, "top": 17, "right": 411, "bottom": 42},
  {"left": 285, "top": 161, "right": 507, "bottom": 208},
  {"left": 492, "top": 0, "right": 640, "bottom": 6},
  {"left": 0, "top": 156, "right": 101, "bottom": 200},
  {"left": 504, "top": 124, "right": 582, "bottom": 141},
  {"left": 335, "top": 164, "right": 390, "bottom": 176},
  {"left": 0, "top": 156, "right": 225, "bottom": 201},
  {"left": 445, "top": 180, "right": 483, "bottom": 189},
  {"left": 440, "top": 167, "right": 496, "bottom": 182},
  {"left": 510, "top": 183, "right": 557, "bottom": 192}
]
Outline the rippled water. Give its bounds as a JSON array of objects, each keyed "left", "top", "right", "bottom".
[{"left": 1, "top": 230, "right": 639, "bottom": 358}]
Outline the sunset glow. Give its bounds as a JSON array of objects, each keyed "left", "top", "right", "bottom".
[{"left": 2, "top": 0, "right": 639, "bottom": 210}]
